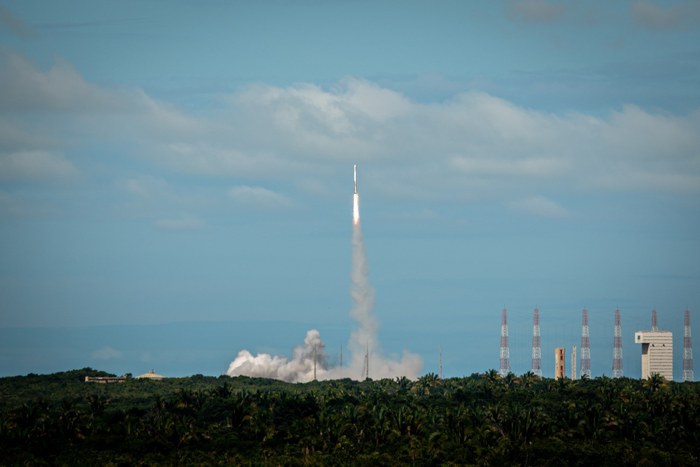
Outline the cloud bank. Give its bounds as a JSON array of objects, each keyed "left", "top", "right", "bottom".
[
  {"left": 632, "top": 1, "right": 700, "bottom": 31},
  {"left": 2, "top": 50, "right": 699, "bottom": 223}
]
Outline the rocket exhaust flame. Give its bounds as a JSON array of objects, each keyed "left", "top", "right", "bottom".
[
  {"left": 354, "top": 164, "right": 357, "bottom": 194},
  {"left": 353, "top": 194, "right": 360, "bottom": 225},
  {"left": 225, "top": 164, "right": 421, "bottom": 382}
]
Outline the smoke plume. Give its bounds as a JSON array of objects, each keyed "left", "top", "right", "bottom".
[
  {"left": 344, "top": 192, "right": 422, "bottom": 380},
  {"left": 225, "top": 176, "right": 422, "bottom": 382},
  {"left": 226, "top": 329, "right": 326, "bottom": 382}
]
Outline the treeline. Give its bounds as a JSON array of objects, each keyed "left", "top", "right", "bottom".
[{"left": 1, "top": 369, "right": 699, "bottom": 465}]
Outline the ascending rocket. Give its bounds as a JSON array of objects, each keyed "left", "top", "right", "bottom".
[
  {"left": 354, "top": 164, "right": 358, "bottom": 194},
  {"left": 352, "top": 164, "right": 360, "bottom": 225}
]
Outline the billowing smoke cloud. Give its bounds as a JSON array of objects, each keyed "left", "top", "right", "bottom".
[
  {"left": 226, "top": 180, "right": 422, "bottom": 382},
  {"left": 227, "top": 329, "right": 326, "bottom": 382}
]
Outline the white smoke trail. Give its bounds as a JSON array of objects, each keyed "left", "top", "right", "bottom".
[
  {"left": 226, "top": 168, "right": 422, "bottom": 382},
  {"left": 344, "top": 191, "right": 422, "bottom": 380}
]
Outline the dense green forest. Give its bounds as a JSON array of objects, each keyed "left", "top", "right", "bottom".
[{"left": 1, "top": 369, "right": 699, "bottom": 465}]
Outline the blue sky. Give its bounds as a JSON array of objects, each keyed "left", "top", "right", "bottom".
[{"left": 0, "top": 0, "right": 699, "bottom": 379}]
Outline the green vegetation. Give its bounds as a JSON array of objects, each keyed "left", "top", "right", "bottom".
[{"left": 1, "top": 368, "right": 699, "bottom": 465}]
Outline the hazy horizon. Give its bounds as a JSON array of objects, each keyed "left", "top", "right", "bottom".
[{"left": 1, "top": 1, "right": 698, "bottom": 381}]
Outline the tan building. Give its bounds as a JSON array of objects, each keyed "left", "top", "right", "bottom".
[
  {"left": 554, "top": 347, "right": 565, "bottom": 380},
  {"left": 85, "top": 376, "right": 127, "bottom": 383},
  {"left": 635, "top": 331, "right": 673, "bottom": 380}
]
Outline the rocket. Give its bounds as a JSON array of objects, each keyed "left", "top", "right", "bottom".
[
  {"left": 352, "top": 164, "right": 360, "bottom": 225},
  {"left": 354, "top": 164, "right": 358, "bottom": 194}
]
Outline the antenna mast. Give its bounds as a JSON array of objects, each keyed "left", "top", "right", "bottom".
[
  {"left": 613, "top": 308, "right": 623, "bottom": 378},
  {"left": 580, "top": 308, "right": 591, "bottom": 378},
  {"left": 362, "top": 342, "right": 369, "bottom": 380},
  {"left": 499, "top": 307, "right": 510, "bottom": 377},
  {"left": 684, "top": 309, "right": 694, "bottom": 382},
  {"left": 531, "top": 307, "right": 542, "bottom": 376}
]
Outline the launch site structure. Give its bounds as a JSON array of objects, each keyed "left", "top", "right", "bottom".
[
  {"left": 613, "top": 308, "right": 624, "bottom": 378},
  {"left": 635, "top": 330, "right": 673, "bottom": 380},
  {"left": 684, "top": 309, "right": 694, "bottom": 382},
  {"left": 554, "top": 347, "right": 565, "bottom": 380},
  {"left": 580, "top": 308, "right": 591, "bottom": 378},
  {"left": 499, "top": 307, "right": 510, "bottom": 377},
  {"left": 531, "top": 308, "right": 542, "bottom": 377}
]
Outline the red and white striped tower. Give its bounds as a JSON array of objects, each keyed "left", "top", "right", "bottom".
[
  {"left": 684, "top": 309, "right": 694, "bottom": 382},
  {"left": 613, "top": 308, "right": 623, "bottom": 378},
  {"left": 499, "top": 307, "right": 510, "bottom": 377},
  {"left": 531, "top": 307, "right": 542, "bottom": 377},
  {"left": 651, "top": 308, "right": 658, "bottom": 331},
  {"left": 580, "top": 308, "right": 591, "bottom": 378}
]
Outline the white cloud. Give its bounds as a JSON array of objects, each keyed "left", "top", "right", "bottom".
[
  {"left": 0, "top": 119, "right": 56, "bottom": 152},
  {"left": 121, "top": 175, "right": 170, "bottom": 199},
  {"left": 0, "top": 5, "right": 34, "bottom": 39},
  {"left": 596, "top": 170, "right": 700, "bottom": 194},
  {"left": 0, "top": 150, "right": 78, "bottom": 181},
  {"left": 2, "top": 49, "right": 699, "bottom": 215},
  {"left": 154, "top": 143, "right": 303, "bottom": 178},
  {"left": 509, "top": 195, "right": 570, "bottom": 218},
  {"left": 228, "top": 185, "right": 294, "bottom": 209},
  {"left": 0, "top": 50, "right": 200, "bottom": 140},
  {"left": 0, "top": 51, "right": 120, "bottom": 112},
  {"left": 632, "top": 1, "right": 700, "bottom": 31},
  {"left": 507, "top": 0, "right": 567, "bottom": 23}
]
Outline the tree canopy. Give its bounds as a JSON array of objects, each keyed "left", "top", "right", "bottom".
[{"left": 1, "top": 369, "right": 698, "bottom": 465}]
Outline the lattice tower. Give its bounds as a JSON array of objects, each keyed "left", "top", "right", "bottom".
[
  {"left": 613, "top": 308, "right": 623, "bottom": 378},
  {"left": 580, "top": 308, "right": 591, "bottom": 378},
  {"left": 531, "top": 307, "right": 542, "bottom": 377},
  {"left": 684, "top": 309, "right": 694, "bottom": 382},
  {"left": 499, "top": 307, "right": 510, "bottom": 377}
]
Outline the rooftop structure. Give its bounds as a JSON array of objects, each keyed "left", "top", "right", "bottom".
[
  {"left": 635, "top": 331, "right": 673, "bottom": 380},
  {"left": 85, "top": 376, "right": 127, "bottom": 383},
  {"left": 136, "top": 370, "right": 166, "bottom": 380}
]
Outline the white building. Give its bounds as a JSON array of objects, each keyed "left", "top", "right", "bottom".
[{"left": 635, "top": 331, "right": 673, "bottom": 380}]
